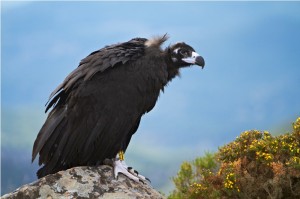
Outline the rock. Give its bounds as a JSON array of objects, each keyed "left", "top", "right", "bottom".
[{"left": 1, "top": 165, "right": 165, "bottom": 199}]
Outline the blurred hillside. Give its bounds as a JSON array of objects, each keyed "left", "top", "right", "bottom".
[{"left": 0, "top": 105, "right": 296, "bottom": 195}]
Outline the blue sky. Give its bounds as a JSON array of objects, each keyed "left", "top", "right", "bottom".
[{"left": 2, "top": 1, "right": 300, "bottom": 193}]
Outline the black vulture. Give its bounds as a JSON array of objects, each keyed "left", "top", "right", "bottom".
[{"left": 32, "top": 34, "right": 205, "bottom": 182}]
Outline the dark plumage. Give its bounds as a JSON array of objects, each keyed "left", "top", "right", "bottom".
[{"left": 32, "top": 35, "right": 205, "bottom": 178}]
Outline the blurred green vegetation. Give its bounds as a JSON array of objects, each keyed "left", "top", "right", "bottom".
[
  {"left": 1, "top": 107, "right": 44, "bottom": 194},
  {"left": 2, "top": 107, "right": 46, "bottom": 149},
  {"left": 169, "top": 117, "right": 300, "bottom": 199}
]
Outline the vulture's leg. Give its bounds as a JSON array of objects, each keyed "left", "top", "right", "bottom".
[{"left": 113, "top": 151, "right": 150, "bottom": 183}]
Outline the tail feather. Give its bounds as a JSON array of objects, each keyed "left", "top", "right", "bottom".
[
  {"left": 38, "top": 118, "right": 67, "bottom": 165},
  {"left": 36, "top": 165, "right": 47, "bottom": 178},
  {"left": 36, "top": 159, "right": 69, "bottom": 178},
  {"left": 32, "top": 106, "right": 66, "bottom": 163}
]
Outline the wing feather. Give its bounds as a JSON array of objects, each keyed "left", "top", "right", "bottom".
[{"left": 45, "top": 38, "right": 147, "bottom": 112}]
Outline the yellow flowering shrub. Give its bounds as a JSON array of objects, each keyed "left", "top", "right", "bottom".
[{"left": 168, "top": 117, "right": 300, "bottom": 199}]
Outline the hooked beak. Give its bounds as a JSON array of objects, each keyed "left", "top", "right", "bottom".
[{"left": 182, "top": 52, "right": 205, "bottom": 69}]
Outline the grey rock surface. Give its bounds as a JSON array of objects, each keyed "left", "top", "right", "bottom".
[{"left": 1, "top": 165, "right": 165, "bottom": 199}]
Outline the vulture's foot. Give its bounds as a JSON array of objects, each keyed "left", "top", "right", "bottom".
[{"left": 113, "top": 151, "right": 150, "bottom": 183}]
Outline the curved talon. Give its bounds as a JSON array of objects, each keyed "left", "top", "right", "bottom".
[
  {"left": 134, "top": 170, "right": 139, "bottom": 175},
  {"left": 128, "top": 167, "right": 139, "bottom": 176},
  {"left": 139, "top": 179, "right": 145, "bottom": 184},
  {"left": 146, "top": 177, "right": 151, "bottom": 183}
]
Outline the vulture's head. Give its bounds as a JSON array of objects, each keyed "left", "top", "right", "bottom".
[{"left": 168, "top": 42, "right": 205, "bottom": 69}]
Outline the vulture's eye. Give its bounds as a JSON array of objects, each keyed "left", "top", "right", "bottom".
[{"left": 179, "top": 49, "right": 189, "bottom": 57}]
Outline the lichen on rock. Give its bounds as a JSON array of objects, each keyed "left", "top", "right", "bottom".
[{"left": 1, "top": 165, "right": 165, "bottom": 199}]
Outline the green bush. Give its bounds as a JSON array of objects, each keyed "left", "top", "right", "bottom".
[{"left": 169, "top": 117, "right": 300, "bottom": 199}]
